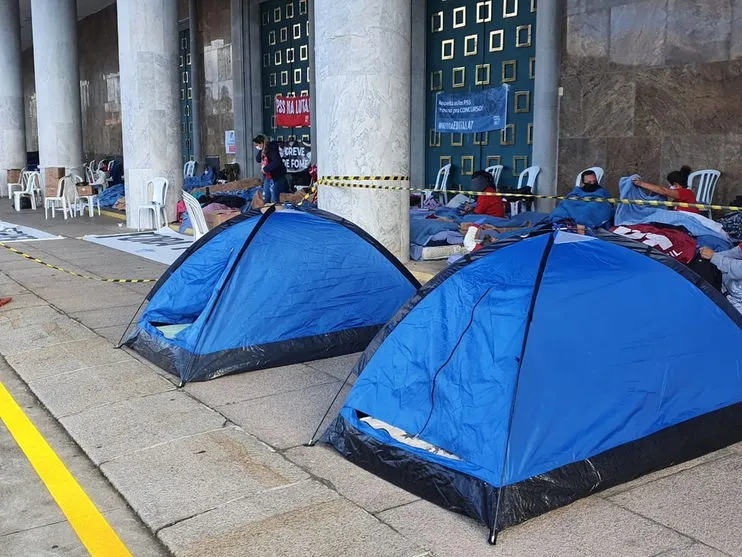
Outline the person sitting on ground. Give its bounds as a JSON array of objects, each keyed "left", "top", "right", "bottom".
[
  {"left": 580, "top": 170, "right": 602, "bottom": 193},
  {"left": 461, "top": 170, "right": 505, "bottom": 218},
  {"left": 253, "top": 134, "right": 288, "bottom": 205},
  {"left": 631, "top": 165, "right": 700, "bottom": 214},
  {"left": 700, "top": 243, "right": 742, "bottom": 313}
]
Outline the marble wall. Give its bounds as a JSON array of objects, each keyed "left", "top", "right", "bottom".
[
  {"left": 198, "top": 0, "right": 234, "bottom": 163},
  {"left": 22, "top": 48, "right": 36, "bottom": 153},
  {"left": 558, "top": 0, "right": 742, "bottom": 204},
  {"left": 78, "top": 3, "right": 122, "bottom": 162}
]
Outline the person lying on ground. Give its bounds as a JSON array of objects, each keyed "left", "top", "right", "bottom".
[
  {"left": 457, "top": 221, "right": 533, "bottom": 235},
  {"left": 460, "top": 170, "right": 506, "bottom": 218},
  {"left": 631, "top": 165, "right": 700, "bottom": 214},
  {"left": 700, "top": 244, "right": 742, "bottom": 313}
]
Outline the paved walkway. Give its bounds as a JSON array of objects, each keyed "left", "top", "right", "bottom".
[{"left": 0, "top": 205, "right": 740, "bottom": 556}]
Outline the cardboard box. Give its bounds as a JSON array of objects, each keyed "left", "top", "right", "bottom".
[
  {"left": 76, "top": 184, "right": 95, "bottom": 196},
  {"left": 45, "top": 167, "right": 65, "bottom": 196},
  {"left": 205, "top": 209, "right": 240, "bottom": 229},
  {"left": 7, "top": 169, "right": 21, "bottom": 184}
]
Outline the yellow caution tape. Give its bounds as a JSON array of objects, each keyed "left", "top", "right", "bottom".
[
  {"left": 321, "top": 175, "right": 409, "bottom": 181},
  {"left": 315, "top": 179, "right": 742, "bottom": 212},
  {"left": 0, "top": 242, "right": 157, "bottom": 283}
]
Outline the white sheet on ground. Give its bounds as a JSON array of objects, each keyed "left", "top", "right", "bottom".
[
  {"left": 0, "top": 221, "right": 61, "bottom": 242},
  {"left": 82, "top": 227, "right": 194, "bottom": 264},
  {"left": 360, "top": 416, "right": 462, "bottom": 460},
  {"left": 156, "top": 323, "right": 192, "bottom": 339}
]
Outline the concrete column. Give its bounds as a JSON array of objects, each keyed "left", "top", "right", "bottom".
[
  {"left": 188, "top": 0, "right": 202, "bottom": 165},
  {"left": 230, "top": 0, "right": 249, "bottom": 174},
  {"left": 0, "top": 0, "right": 26, "bottom": 193},
  {"left": 409, "top": 0, "right": 426, "bottom": 190},
  {"left": 531, "top": 0, "right": 563, "bottom": 210},
  {"left": 117, "top": 0, "right": 182, "bottom": 228},
  {"left": 30, "top": 0, "right": 84, "bottom": 175},
  {"left": 314, "top": 0, "right": 411, "bottom": 261}
]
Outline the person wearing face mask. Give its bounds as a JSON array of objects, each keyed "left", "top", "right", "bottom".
[
  {"left": 631, "top": 165, "right": 699, "bottom": 214},
  {"left": 253, "top": 134, "right": 288, "bottom": 205},
  {"left": 580, "top": 169, "right": 602, "bottom": 193}
]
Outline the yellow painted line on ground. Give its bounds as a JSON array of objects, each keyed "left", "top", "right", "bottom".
[
  {"left": 101, "top": 209, "right": 126, "bottom": 221},
  {"left": 0, "top": 382, "right": 132, "bottom": 557}
]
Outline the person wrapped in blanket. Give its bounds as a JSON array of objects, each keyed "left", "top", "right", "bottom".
[
  {"left": 700, "top": 243, "right": 742, "bottom": 313},
  {"left": 631, "top": 165, "right": 699, "bottom": 214},
  {"left": 459, "top": 170, "right": 506, "bottom": 218},
  {"left": 550, "top": 169, "right": 614, "bottom": 229}
]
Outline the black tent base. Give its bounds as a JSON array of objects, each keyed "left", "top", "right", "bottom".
[
  {"left": 325, "top": 402, "right": 742, "bottom": 543},
  {"left": 126, "top": 323, "right": 380, "bottom": 383}
]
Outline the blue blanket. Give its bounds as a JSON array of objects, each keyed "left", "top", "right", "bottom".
[
  {"left": 550, "top": 187, "right": 614, "bottom": 228},
  {"left": 460, "top": 211, "right": 549, "bottom": 228},
  {"left": 184, "top": 166, "right": 216, "bottom": 191},
  {"left": 98, "top": 184, "right": 124, "bottom": 207},
  {"left": 621, "top": 209, "right": 732, "bottom": 247},
  {"left": 614, "top": 175, "right": 669, "bottom": 225},
  {"left": 410, "top": 218, "right": 459, "bottom": 246}
]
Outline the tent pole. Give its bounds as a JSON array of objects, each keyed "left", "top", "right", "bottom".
[
  {"left": 306, "top": 365, "right": 356, "bottom": 446},
  {"left": 490, "top": 232, "right": 556, "bottom": 539},
  {"left": 488, "top": 527, "right": 498, "bottom": 545},
  {"left": 114, "top": 295, "right": 149, "bottom": 349}
]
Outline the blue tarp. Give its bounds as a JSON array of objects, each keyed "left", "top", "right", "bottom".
[{"left": 98, "top": 184, "right": 124, "bottom": 207}]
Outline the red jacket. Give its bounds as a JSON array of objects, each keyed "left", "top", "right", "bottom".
[{"left": 474, "top": 187, "right": 505, "bottom": 218}]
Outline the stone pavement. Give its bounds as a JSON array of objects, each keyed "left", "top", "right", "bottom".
[
  {"left": 0, "top": 360, "right": 168, "bottom": 556},
  {"left": 0, "top": 206, "right": 740, "bottom": 556}
]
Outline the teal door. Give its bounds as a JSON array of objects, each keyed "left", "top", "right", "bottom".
[
  {"left": 179, "top": 29, "right": 194, "bottom": 163},
  {"left": 426, "top": 0, "right": 536, "bottom": 190},
  {"left": 260, "top": 0, "right": 311, "bottom": 142}
]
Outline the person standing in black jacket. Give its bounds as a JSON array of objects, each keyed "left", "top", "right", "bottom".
[{"left": 253, "top": 135, "right": 288, "bottom": 204}]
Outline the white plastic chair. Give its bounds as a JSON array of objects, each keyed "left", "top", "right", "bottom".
[
  {"left": 422, "top": 163, "right": 452, "bottom": 207},
  {"left": 575, "top": 166, "right": 605, "bottom": 188},
  {"left": 76, "top": 177, "right": 102, "bottom": 217},
  {"left": 688, "top": 169, "right": 721, "bottom": 217},
  {"left": 13, "top": 171, "right": 40, "bottom": 211},
  {"left": 7, "top": 168, "right": 29, "bottom": 199},
  {"left": 485, "top": 165, "right": 504, "bottom": 187},
  {"left": 45, "top": 175, "right": 76, "bottom": 219},
  {"left": 184, "top": 160, "right": 196, "bottom": 178},
  {"left": 85, "top": 166, "right": 95, "bottom": 185},
  {"left": 182, "top": 191, "right": 209, "bottom": 240},
  {"left": 510, "top": 166, "right": 540, "bottom": 216},
  {"left": 91, "top": 170, "right": 108, "bottom": 191},
  {"left": 137, "top": 177, "right": 169, "bottom": 230}
]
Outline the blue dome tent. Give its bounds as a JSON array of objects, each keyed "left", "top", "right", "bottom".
[
  {"left": 322, "top": 229, "right": 742, "bottom": 543},
  {"left": 126, "top": 207, "right": 419, "bottom": 383}
]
